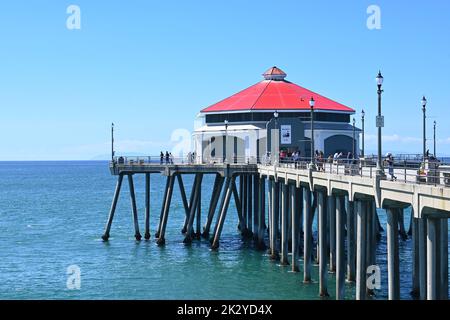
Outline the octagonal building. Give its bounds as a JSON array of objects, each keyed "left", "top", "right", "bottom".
[{"left": 193, "top": 66, "right": 360, "bottom": 164}]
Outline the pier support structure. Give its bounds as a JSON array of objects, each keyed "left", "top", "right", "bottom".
[
  {"left": 318, "top": 191, "right": 329, "bottom": 297},
  {"left": 257, "top": 176, "right": 266, "bottom": 250},
  {"left": 157, "top": 174, "right": 176, "bottom": 245},
  {"left": 270, "top": 180, "right": 280, "bottom": 260},
  {"left": 386, "top": 208, "right": 400, "bottom": 300},
  {"left": 291, "top": 184, "right": 300, "bottom": 272},
  {"left": 280, "top": 182, "right": 289, "bottom": 265},
  {"left": 336, "top": 194, "right": 345, "bottom": 300},
  {"left": 346, "top": 199, "right": 356, "bottom": 282},
  {"left": 356, "top": 200, "right": 367, "bottom": 300},
  {"left": 303, "top": 187, "right": 313, "bottom": 283},
  {"left": 102, "top": 173, "right": 124, "bottom": 241},
  {"left": 127, "top": 174, "right": 142, "bottom": 241},
  {"left": 328, "top": 194, "right": 336, "bottom": 273},
  {"left": 144, "top": 173, "right": 151, "bottom": 240},
  {"left": 211, "top": 176, "right": 235, "bottom": 250}
]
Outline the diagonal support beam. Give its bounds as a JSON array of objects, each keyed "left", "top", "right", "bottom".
[
  {"left": 102, "top": 174, "right": 124, "bottom": 241},
  {"left": 202, "top": 175, "right": 224, "bottom": 238},
  {"left": 156, "top": 174, "right": 176, "bottom": 245},
  {"left": 128, "top": 174, "right": 142, "bottom": 241},
  {"left": 155, "top": 177, "right": 170, "bottom": 238},
  {"left": 184, "top": 174, "right": 203, "bottom": 243},
  {"left": 211, "top": 176, "right": 235, "bottom": 250}
]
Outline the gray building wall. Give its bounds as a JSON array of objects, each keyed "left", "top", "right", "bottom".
[
  {"left": 324, "top": 134, "right": 357, "bottom": 157},
  {"left": 266, "top": 117, "right": 305, "bottom": 157}
]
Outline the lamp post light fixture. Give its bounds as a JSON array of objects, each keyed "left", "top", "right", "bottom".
[
  {"left": 309, "top": 97, "right": 316, "bottom": 168},
  {"left": 352, "top": 117, "right": 356, "bottom": 160},
  {"left": 361, "top": 109, "right": 365, "bottom": 158},
  {"left": 434, "top": 120, "right": 436, "bottom": 158},
  {"left": 224, "top": 119, "right": 229, "bottom": 163},
  {"left": 376, "top": 71, "right": 385, "bottom": 177},
  {"left": 111, "top": 122, "right": 115, "bottom": 164},
  {"left": 421, "top": 96, "right": 427, "bottom": 162},
  {"left": 273, "top": 111, "right": 279, "bottom": 164}
]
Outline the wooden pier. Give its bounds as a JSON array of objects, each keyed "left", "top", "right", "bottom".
[{"left": 102, "top": 159, "right": 450, "bottom": 300}]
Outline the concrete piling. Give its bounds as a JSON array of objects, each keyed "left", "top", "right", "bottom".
[
  {"left": 270, "top": 180, "right": 280, "bottom": 260},
  {"left": 386, "top": 208, "right": 400, "bottom": 300},
  {"left": 157, "top": 175, "right": 176, "bottom": 245},
  {"left": 247, "top": 175, "right": 253, "bottom": 237},
  {"left": 203, "top": 175, "right": 224, "bottom": 238},
  {"left": 411, "top": 216, "right": 420, "bottom": 297},
  {"left": 280, "top": 182, "right": 289, "bottom": 265},
  {"left": 127, "top": 174, "right": 142, "bottom": 241},
  {"left": 195, "top": 183, "right": 202, "bottom": 239},
  {"left": 253, "top": 175, "right": 259, "bottom": 241},
  {"left": 398, "top": 209, "right": 408, "bottom": 240},
  {"left": 303, "top": 187, "right": 312, "bottom": 283},
  {"left": 356, "top": 200, "right": 367, "bottom": 300},
  {"left": 346, "top": 199, "right": 356, "bottom": 282},
  {"left": 184, "top": 174, "right": 203, "bottom": 243},
  {"left": 371, "top": 202, "right": 377, "bottom": 267},
  {"left": 231, "top": 178, "right": 245, "bottom": 233},
  {"left": 440, "top": 219, "right": 448, "bottom": 300},
  {"left": 365, "top": 201, "right": 373, "bottom": 275},
  {"left": 257, "top": 176, "right": 266, "bottom": 250},
  {"left": 318, "top": 191, "right": 329, "bottom": 297},
  {"left": 336, "top": 195, "right": 345, "bottom": 299},
  {"left": 267, "top": 178, "right": 273, "bottom": 253},
  {"left": 177, "top": 174, "right": 190, "bottom": 234},
  {"left": 211, "top": 176, "right": 235, "bottom": 250},
  {"left": 418, "top": 218, "right": 427, "bottom": 299},
  {"left": 156, "top": 177, "right": 170, "bottom": 238},
  {"left": 426, "top": 218, "right": 439, "bottom": 300},
  {"left": 102, "top": 173, "right": 124, "bottom": 241},
  {"left": 242, "top": 175, "right": 248, "bottom": 235},
  {"left": 291, "top": 184, "right": 299, "bottom": 272},
  {"left": 328, "top": 194, "right": 336, "bottom": 273},
  {"left": 144, "top": 173, "right": 151, "bottom": 240}
]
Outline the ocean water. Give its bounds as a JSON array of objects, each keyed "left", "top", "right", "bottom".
[{"left": 0, "top": 161, "right": 447, "bottom": 300}]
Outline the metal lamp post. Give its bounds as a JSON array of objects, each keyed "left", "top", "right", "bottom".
[
  {"left": 309, "top": 97, "right": 315, "bottom": 168},
  {"left": 224, "top": 119, "right": 229, "bottom": 163},
  {"left": 376, "top": 71, "right": 385, "bottom": 177},
  {"left": 433, "top": 120, "right": 436, "bottom": 158},
  {"left": 422, "top": 96, "right": 427, "bottom": 162},
  {"left": 352, "top": 117, "right": 356, "bottom": 160},
  {"left": 274, "top": 111, "right": 279, "bottom": 164},
  {"left": 111, "top": 122, "right": 115, "bottom": 163},
  {"left": 361, "top": 110, "right": 365, "bottom": 158}
]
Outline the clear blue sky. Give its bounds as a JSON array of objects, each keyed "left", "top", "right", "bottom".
[{"left": 1, "top": 0, "right": 449, "bottom": 160}]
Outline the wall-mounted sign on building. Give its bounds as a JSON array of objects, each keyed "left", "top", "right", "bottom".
[{"left": 280, "top": 125, "right": 292, "bottom": 144}]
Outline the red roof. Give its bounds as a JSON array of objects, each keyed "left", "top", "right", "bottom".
[{"left": 201, "top": 67, "right": 354, "bottom": 113}]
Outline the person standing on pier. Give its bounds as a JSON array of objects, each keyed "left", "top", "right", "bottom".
[
  {"left": 386, "top": 154, "right": 397, "bottom": 181},
  {"left": 160, "top": 151, "right": 164, "bottom": 165},
  {"left": 165, "top": 151, "right": 170, "bottom": 164}
]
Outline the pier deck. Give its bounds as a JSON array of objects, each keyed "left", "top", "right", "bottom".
[{"left": 109, "top": 162, "right": 258, "bottom": 176}]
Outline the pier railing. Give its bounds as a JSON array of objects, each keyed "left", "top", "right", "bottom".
[
  {"left": 111, "top": 155, "right": 263, "bottom": 166},
  {"left": 266, "top": 157, "right": 450, "bottom": 187},
  {"left": 111, "top": 155, "right": 450, "bottom": 187}
]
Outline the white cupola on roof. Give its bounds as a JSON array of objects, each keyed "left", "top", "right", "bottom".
[{"left": 262, "top": 66, "right": 287, "bottom": 81}]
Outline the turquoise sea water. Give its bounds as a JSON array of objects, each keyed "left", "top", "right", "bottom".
[{"left": 0, "top": 161, "right": 447, "bottom": 300}]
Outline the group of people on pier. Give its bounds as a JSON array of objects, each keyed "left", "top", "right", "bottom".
[{"left": 160, "top": 151, "right": 174, "bottom": 165}]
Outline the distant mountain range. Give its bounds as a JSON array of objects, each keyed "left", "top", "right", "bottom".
[{"left": 91, "top": 153, "right": 147, "bottom": 160}]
